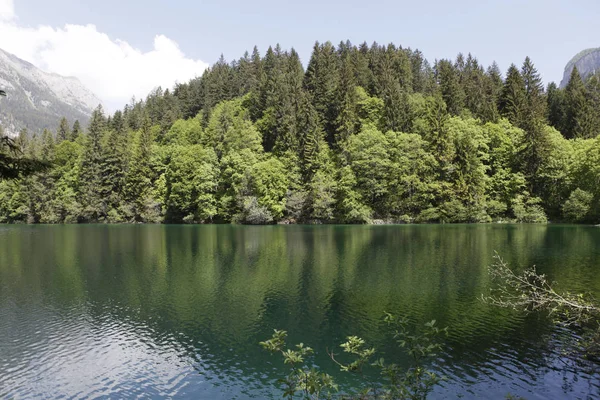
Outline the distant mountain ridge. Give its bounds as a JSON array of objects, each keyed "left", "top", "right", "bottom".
[
  {"left": 560, "top": 47, "right": 600, "bottom": 88},
  {"left": 0, "top": 48, "right": 102, "bottom": 136}
]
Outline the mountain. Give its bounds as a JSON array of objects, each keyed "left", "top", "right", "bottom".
[
  {"left": 0, "top": 48, "right": 102, "bottom": 136},
  {"left": 560, "top": 47, "right": 600, "bottom": 88}
]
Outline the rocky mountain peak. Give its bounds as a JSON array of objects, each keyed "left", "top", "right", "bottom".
[{"left": 0, "top": 48, "right": 102, "bottom": 136}]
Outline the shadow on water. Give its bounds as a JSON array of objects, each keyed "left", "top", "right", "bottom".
[{"left": 0, "top": 224, "right": 599, "bottom": 398}]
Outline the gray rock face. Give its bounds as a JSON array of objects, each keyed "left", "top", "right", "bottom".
[
  {"left": 0, "top": 48, "right": 102, "bottom": 136},
  {"left": 560, "top": 48, "right": 600, "bottom": 88}
]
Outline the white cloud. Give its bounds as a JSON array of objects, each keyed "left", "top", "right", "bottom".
[
  {"left": 0, "top": 0, "right": 14, "bottom": 21},
  {"left": 0, "top": 0, "right": 209, "bottom": 111}
]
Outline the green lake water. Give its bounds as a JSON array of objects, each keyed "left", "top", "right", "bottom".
[{"left": 0, "top": 224, "right": 599, "bottom": 399}]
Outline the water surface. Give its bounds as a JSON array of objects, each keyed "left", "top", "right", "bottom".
[{"left": 1, "top": 224, "right": 599, "bottom": 399}]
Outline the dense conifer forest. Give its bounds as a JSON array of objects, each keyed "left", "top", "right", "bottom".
[{"left": 1, "top": 41, "right": 600, "bottom": 224}]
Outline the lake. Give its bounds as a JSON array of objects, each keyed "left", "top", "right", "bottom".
[{"left": 0, "top": 224, "right": 599, "bottom": 399}]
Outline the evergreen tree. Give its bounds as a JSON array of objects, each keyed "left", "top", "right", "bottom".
[
  {"left": 377, "top": 49, "right": 412, "bottom": 132},
  {"left": 421, "top": 94, "right": 452, "bottom": 179},
  {"left": 274, "top": 48, "right": 305, "bottom": 154},
  {"left": 255, "top": 46, "right": 284, "bottom": 150},
  {"left": 335, "top": 53, "right": 360, "bottom": 144},
  {"left": 564, "top": 67, "right": 589, "bottom": 138},
  {"left": 100, "top": 116, "right": 128, "bottom": 219},
  {"left": 71, "top": 120, "right": 82, "bottom": 142},
  {"left": 79, "top": 106, "right": 107, "bottom": 221},
  {"left": 409, "top": 49, "right": 428, "bottom": 93},
  {"left": 436, "top": 59, "right": 465, "bottom": 115},
  {"left": 304, "top": 41, "right": 340, "bottom": 145},
  {"left": 204, "top": 54, "right": 234, "bottom": 112},
  {"left": 57, "top": 117, "right": 71, "bottom": 143},
  {"left": 499, "top": 64, "right": 527, "bottom": 128},
  {"left": 234, "top": 47, "right": 262, "bottom": 97},
  {"left": 521, "top": 57, "right": 546, "bottom": 133},
  {"left": 461, "top": 54, "right": 489, "bottom": 120},
  {"left": 547, "top": 82, "right": 565, "bottom": 134},
  {"left": 584, "top": 71, "right": 600, "bottom": 138},
  {"left": 518, "top": 57, "right": 551, "bottom": 195},
  {"left": 124, "top": 115, "right": 157, "bottom": 222},
  {"left": 354, "top": 42, "right": 373, "bottom": 90},
  {"left": 41, "top": 129, "right": 55, "bottom": 162},
  {"left": 297, "top": 92, "right": 326, "bottom": 178},
  {"left": 480, "top": 62, "right": 503, "bottom": 123}
]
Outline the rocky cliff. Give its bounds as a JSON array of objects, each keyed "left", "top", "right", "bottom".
[
  {"left": 0, "top": 48, "right": 102, "bottom": 136},
  {"left": 560, "top": 48, "right": 600, "bottom": 88}
]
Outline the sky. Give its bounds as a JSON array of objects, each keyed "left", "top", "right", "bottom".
[{"left": 0, "top": 0, "right": 599, "bottom": 112}]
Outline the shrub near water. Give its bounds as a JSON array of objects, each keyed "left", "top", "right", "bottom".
[{"left": 261, "top": 314, "right": 447, "bottom": 399}]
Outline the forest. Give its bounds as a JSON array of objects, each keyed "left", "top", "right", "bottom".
[{"left": 1, "top": 40, "right": 600, "bottom": 224}]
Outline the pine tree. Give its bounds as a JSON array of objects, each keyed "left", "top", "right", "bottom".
[
  {"left": 124, "top": 115, "right": 155, "bottom": 222},
  {"left": 499, "top": 64, "right": 526, "bottom": 128},
  {"left": 436, "top": 59, "right": 465, "bottom": 116},
  {"left": 298, "top": 92, "right": 326, "bottom": 178},
  {"left": 15, "top": 128, "right": 28, "bottom": 152},
  {"left": 304, "top": 41, "right": 340, "bottom": 145},
  {"left": 56, "top": 117, "right": 71, "bottom": 143},
  {"left": 354, "top": 42, "right": 373, "bottom": 90},
  {"left": 521, "top": 57, "right": 546, "bottom": 133},
  {"left": 274, "top": 48, "right": 305, "bottom": 154},
  {"left": 71, "top": 120, "right": 82, "bottom": 142},
  {"left": 461, "top": 54, "right": 487, "bottom": 119},
  {"left": 518, "top": 57, "right": 551, "bottom": 195},
  {"left": 377, "top": 47, "right": 412, "bottom": 132},
  {"left": 335, "top": 52, "right": 360, "bottom": 144},
  {"left": 257, "top": 47, "right": 306, "bottom": 153},
  {"left": 481, "top": 62, "right": 503, "bottom": 122},
  {"left": 584, "top": 71, "right": 600, "bottom": 138},
  {"left": 546, "top": 82, "right": 565, "bottom": 134},
  {"left": 564, "top": 67, "right": 588, "bottom": 138},
  {"left": 390, "top": 45, "right": 413, "bottom": 92},
  {"left": 255, "top": 46, "right": 283, "bottom": 150},
  {"left": 124, "top": 97, "right": 145, "bottom": 131},
  {"left": 204, "top": 54, "right": 233, "bottom": 112},
  {"left": 100, "top": 113, "right": 129, "bottom": 218},
  {"left": 41, "top": 129, "right": 55, "bottom": 162},
  {"left": 79, "top": 106, "right": 107, "bottom": 221},
  {"left": 422, "top": 94, "right": 451, "bottom": 173},
  {"left": 381, "top": 75, "right": 411, "bottom": 133},
  {"left": 234, "top": 47, "right": 262, "bottom": 97},
  {"left": 409, "top": 48, "right": 427, "bottom": 93}
]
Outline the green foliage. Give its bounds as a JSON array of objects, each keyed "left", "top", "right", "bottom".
[
  {"left": 499, "top": 65, "right": 526, "bottom": 129},
  {"left": 512, "top": 195, "right": 547, "bottom": 223},
  {"left": 345, "top": 125, "right": 392, "bottom": 216},
  {"left": 564, "top": 67, "right": 590, "bottom": 139},
  {"left": 261, "top": 314, "right": 447, "bottom": 399},
  {"left": 2, "top": 42, "right": 599, "bottom": 225},
  {"left": 435, "top": 59, "right": 465, "bottom": 116},
  {"left": 163, "top": 116, "right": 203, "bottom": 145},
  {"left": 261, "top": 330, "right": 339, "bottom": 399},
  {"left": 486, "top": 253, "right": 600, "bottom": 360},
  {"left": 164, "top": 145, "right": 218, "bottom": 222},
  {"left": 230, "top": 155, "right": 290, "bottom": 224},
  {"left": 562, "top": 188, "right": 593, "bottom": 222},
  {"left": 335, "top": 165, "right": 373, "bottom": 224},
  {"left": 204, "top": 96, "right": 263, "bottom": 157},
  {"left": 123, "top": 119, "right": 159, "bottom": 222}
]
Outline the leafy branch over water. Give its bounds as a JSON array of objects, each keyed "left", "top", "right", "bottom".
[
  {"left": 261, "top": 314, "right": 447, "bottom": 399},
  {"left": 484, "top": 252, "right": 600, "bottom": 360},
  {"left": 262, "top": 253, "right": 600, "bottom": 399}
]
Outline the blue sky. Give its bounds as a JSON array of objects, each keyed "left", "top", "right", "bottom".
[{"left": 2, "top": 0, "right": 599, "bottom": 109}]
